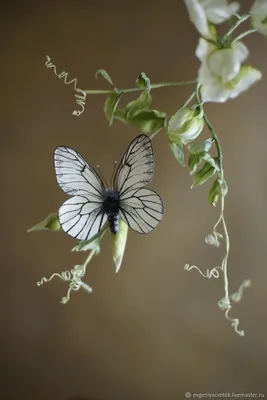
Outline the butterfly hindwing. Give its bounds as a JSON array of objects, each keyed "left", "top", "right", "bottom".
[{"left": 119, "top": 188, "right": 163, "bottom": 233}]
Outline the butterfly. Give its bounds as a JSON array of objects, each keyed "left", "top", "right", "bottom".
[{"left": 54, "top": 134, "right": 164, "bottom": 241}]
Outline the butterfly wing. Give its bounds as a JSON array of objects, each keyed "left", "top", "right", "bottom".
[
  {"left": 54, "top": 146, "right": 107, "bottom": 240},
  {"left": 113, "top": 134, "right": 154, "bottom": 197},
  {"left": 119, "top": 188, "right": 163, "bottom": 233},
  {"left": 114, "top": 135, "right": 163, "bottom": 233}
]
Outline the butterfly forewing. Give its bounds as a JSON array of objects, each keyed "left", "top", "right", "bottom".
[
  {"left": 113, "top": 135, "right": 154, "bottom": 197},
  {"left": 54, "top": 147, "right": 107, "bottom": 240},
  {"left": 54, "top": 146, "right": 104, "bottom": 199}
]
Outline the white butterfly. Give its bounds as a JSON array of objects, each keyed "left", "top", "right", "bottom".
[{"left": 54, "top": 134, "right": 164, "bottom": 241}]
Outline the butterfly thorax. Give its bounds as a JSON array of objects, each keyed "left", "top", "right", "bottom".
[{"left": 103, "top": 189, "right": 120, "bottom": 234}]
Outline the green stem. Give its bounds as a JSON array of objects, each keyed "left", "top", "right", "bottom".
[
  {"left": 232, "top": 28, "right": 257, "bottom": 43},
  {"left": 223, "top": 14, "right": 251, "bottom": 42},
  {"left": 83, "top": 79, "right": 197, "bottom": 95}
]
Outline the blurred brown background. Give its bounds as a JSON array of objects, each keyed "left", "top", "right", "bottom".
[{"left": 2, "top": 1, "right": 267, "bottom": 399}]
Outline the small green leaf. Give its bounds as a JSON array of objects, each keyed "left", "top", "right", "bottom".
[
  {"left": 95, "top": 69, "right": 114, "bottom": 86},
  {"left": 104, "top": 92, "right": 123, "bottom": 125},
  {"left": 218, "top": 176, "right": 228, "bottom": 197},
  {"left": 202, "top": 153, "right": 220, "bottom": 171},
  {"left": 192, "top": 162, "right": 215, "bottom": 188},
  {"left": 169, "top": 141, "right": 185, "bottom": 166},
  {"left": 125, "top": 91, "right": 152, "bottom": 119},
  {"left": 112, "top": 219, "right": 128, "bottom": 273},
  {"left": 188, "top": 151, "right": 205, "bottom": 175},
  {"left": 188, "top": 138, "right": 213, "bottom": 154},
  {"left": 114, "top": 108, "right": 127, "bottom": 123},
  {"left": 208, "top": 179, "right": 220, "bottom": 207},
  {"left": 71, "top": 228, "right": 106, "bottom": 254},
  {"left": 128, "top": 110, "right": 166, "bottom": 133},
  {"left": 27, "top": 212, "right": 61, "bottom": 232},
  {"left": 135, "top": 72, "right": 151, "bottom": 91}
]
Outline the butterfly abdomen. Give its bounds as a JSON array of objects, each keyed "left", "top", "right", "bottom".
[
  {"left": 108, "top": 213, "right": 119, "bottom": 234},
  {"left": 103, "top": 189, "right": 120, "bottom": 235}
]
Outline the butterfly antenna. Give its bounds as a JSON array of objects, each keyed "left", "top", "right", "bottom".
[
  {"left": 97, "top": 165, "right": 109, "bottom": 188},
  {"left": 111, "top": 160, "right": 117, "bottom": 188}
]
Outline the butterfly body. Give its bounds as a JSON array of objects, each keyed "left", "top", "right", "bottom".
[
  {"left": 54, "top": 134, "right": 163, "bottom": 241},
  {"left": 103, "top": 188, "right": 120, "bottom": 234}
]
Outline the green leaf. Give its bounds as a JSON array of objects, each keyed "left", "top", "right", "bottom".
[
  {"left": 188, "top": 138, "right": 213, "bottom": 154},
  {"left": 104, "top": 92, "right": 123, "bottom": 125},
  {"left": 27, "top": 212, "right": 61, "bottom": 232},
  {"left": 95, "top": 69, "right": 114, "bottom": 86},
  {"left": 208, "top": 179, "right": 220, "bottom": 207},
  {"left": 218, "top": 176, "right": 228, "bottom": 197},
  {"left": 202, "top": 153, "right": 220, "bottom": 171},
  {"left": 188, "top": 151, "right": 205, "bottom": 175},
  {"left": 192, "top": 161, "right": 216, "bottom": 188},
  {"left": 169, "top": 142, "right": 185, "bottom": 166},
  {"left": 71, "top": 228, "right": 106, "bottom": 254},
  {"left": 114, "top": 108, "right": 127, "bottom": 123},
  {"left": 125, "top": 91, "right": 152, "bottom": 119},
  {"left": 135, "top": 72, "right": 151, "bottom": 91},
  {"left": 128, "top": 110, "right": 166, "bottom": 133}
]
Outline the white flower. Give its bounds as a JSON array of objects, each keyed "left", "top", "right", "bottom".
[
  {"left": 184, "top": 0, "right": 240, "bottom": 40},
  {"left": 167, "top": 107, "right": 204, "bottom": 145},
  {"left": 251, "top": 0, "right": 267, "bottom": 36},
  {"left": 196, "top": 38, "right": 262, "bottom": 102}
]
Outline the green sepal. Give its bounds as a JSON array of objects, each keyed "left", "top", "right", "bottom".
[
  {"left": 104, "top": 92, "right": 123, "bottom": 125},
  {"left": 188, "top": 138, "right": 213, "bottom": 154},
  {"left": 71, "top": 228, "right": 107, "bottom": 255},
  {"left": 169, "top": 141, "right": 185, "bottom": 166},
  {"left": 192, "top": 161, "right": 216, "bottom": 188},
  {"left": 95, "top": 69, "right": 114, "bottom": 87},
  {"left": 27, "top": 212, "right": 61, "bottom": 232},
  {"left": 208, "top": 179, "right": 220, "bottom": 207},
  {"left": 135, "top": 72, "right": 151, "bottom": 92},
  {"left": 188, "top": 152, "right": 205, "bottom": 175}
]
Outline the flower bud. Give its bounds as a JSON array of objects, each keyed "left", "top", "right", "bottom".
[
  {"left": 111, "top": 219, "right": 128, "bottom": 273},
  {"left": 167, "top": 106, "right": 204, "bottom": 145}
]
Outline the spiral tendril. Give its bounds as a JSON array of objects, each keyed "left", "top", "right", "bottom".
[
  {"left": 37, "top": 264, "right": 92, "bottom": 304},
  {"left": 45, "top": 55, "right": 87, "bottom": 116},
  {"left": 184, "top": 263, "right": 223, "bottom": 279}
]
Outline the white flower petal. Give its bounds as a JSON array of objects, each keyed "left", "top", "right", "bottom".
[
  {"left": 184, "top": 0, "right": 214, "bottom": 39},
  {"left": 229, "top": 66, "right": 262, "bottom": 99},
  {"left": 198, "top": 63, "right": 217, "bottom": 84},
  {"left": 232, "top": 42, "right": 249, "bottom": 64},
  {"left": 205, "top": 1, "right": 240, "bottom": 24},
  {"left": 168, "top": 108, "right": 193, "bottom": 131},
  {"left": 251, "top": 0, "right": 267, "bottom": 16},
  {"left": 251, "top": 0, "right": 267, "bottom": 36},
  {"left": 196, "top": 38, "right": 216, "bottom": 62},
  {"left": 208, "top": 48, "right": 240, "bottom": 82},
  {"left": 201, "top": 82, "right": 230, "bottom": 103}
]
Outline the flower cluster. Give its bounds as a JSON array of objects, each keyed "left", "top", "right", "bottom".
[{"left": 184, "top": 0, "right": 262, "bottom": 103}]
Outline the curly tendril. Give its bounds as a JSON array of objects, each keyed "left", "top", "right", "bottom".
[
  {"left": 37, "top": 264, "right": 92, "bottom": 304},
  {"left": 45, "top": 55, "right": 87, "bottom": 116}
]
